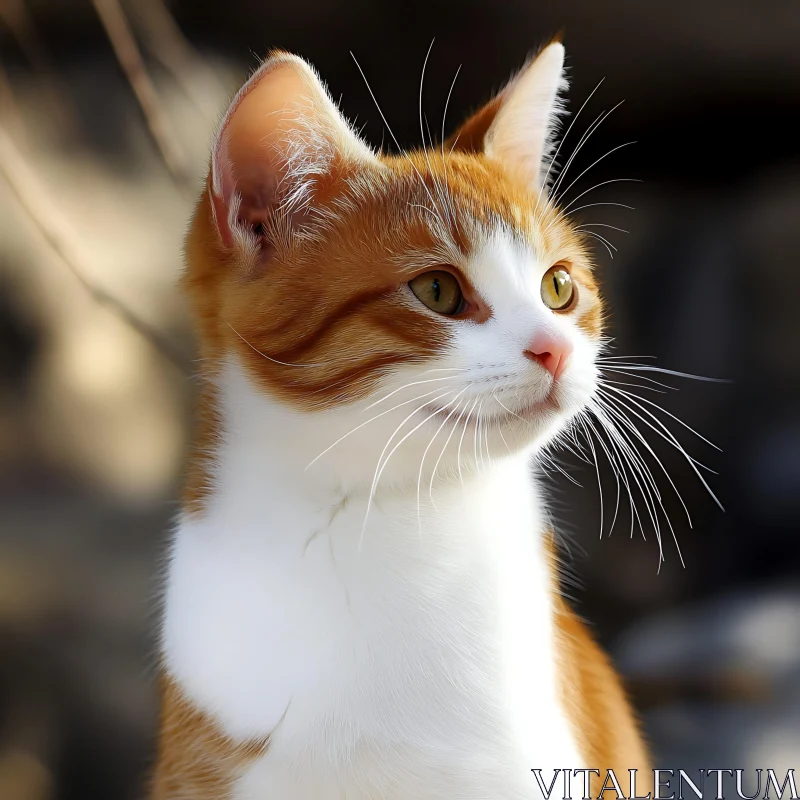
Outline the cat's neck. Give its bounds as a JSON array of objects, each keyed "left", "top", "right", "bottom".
[
  {"left": 166, "top": 359, "right": 569, "bottom": 761},
  {"left": 190, "top": 357, "right": 541, "bottom": 525}
]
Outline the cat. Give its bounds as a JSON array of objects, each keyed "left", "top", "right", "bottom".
[{"left": 152, "top": 41, "right": 652, "bottom": 799}]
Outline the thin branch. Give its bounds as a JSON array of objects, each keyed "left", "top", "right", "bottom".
[
  {"left": 128, "top": 0, "right": 227, "bottom": 123},
  {"left": 0, "top": 59, "right": 26, "bottom": 138},
  {"left": 0, "top": 124, "right": 187, "bottom": 372},
  {"left": 91, "top": 0, "right": 192, "bottom": 192},
  {"left": 0, "top": 0, "right": 55, "bottom": 77},
  {"left": 0, "top": 0, "right": 79, "bottom": 136}
]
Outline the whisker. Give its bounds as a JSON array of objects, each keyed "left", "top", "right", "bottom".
[
  {"left": 364, "top": 373, "right": 461, "bottom": 410},
  {"left": 492, "top": 394, "right": 528, "bottom": 424},
  {"left": 482, "top": 403, "right": 492, "bottom": 468},
  {"left": 594, "top": 399, "right": 686, "bottom": 567},
  {"left": 594, "top": 409, "right": 659, "bottom": 541},
  {"left": 586, "top": 405, "right": 650, "bottom": 540},
  {"left": 538, "top": 77, "right": 605, "bottom": 205},
  {"left": 408, "top": 202, "right": 442, "bottom": 222},
  {"left": 577, "top": 415, "right": 606, "bottom": 540},
  {"left": 592, "top": 415, "right": 642, "bottom": 541},
  {"left": 555, "top": 140, "right": 636, "bottom": 208},
  {"left": 563, "top": 201, "right": 635, "bottom": 217},
  {"left": 361, "top": 388, "right": 456, "bottom": 544},
  {"left": 538, "top": 449, "right": 583, "bottom": 487},
  {"left": 607, "top": 385, "right": 722, "bottom": 451},
  {"left": 586, "top": 409, "right": 664, "bottom": 552},
  {"left": 585, "top": 229, "right": 618, "bottom": 250},
  {"left": 549, "top": 101, "right": 624, "bottom": 204},
  {"left": 301, "top": 357, "right": 450, "bottom": 397},
  {"left": 598, "top": 364, "right": 730, "bottom": 384},
  {"left": 555, "top": 178, "right": 643, "bottom": 219},
  {"left": 418, "top": 39, "right": 450, "bottom": 225},
  {"left": 607, "top": 414, "right": 674, "bottom": 562},
  {"left": 554, "top": 419, "right": 593, "bottom": 466},
  {"left": 481, "top": 405, "right": 490, "bottom": 466},
  {"left": 350, "top": 51, "right": 445, "bottom": 224},
  {"left": 580, "top": 411, "right": 631, "bottom": 540},
  {"left": 473, "top": 399, "right": 483, "bottom": 469},
  {"left": 440, "top": 64, "right": 462, "bottom": 159},
  {"left": 596, "top": 388, "right": 710, "bottom": 474},
  {"left": 598, "top": 366, "right": 677, "bottom": 392},
  {"left": 226, "top": 320, "right": 363, "bottom": 368},
  {"left": 447, "top": 130, "right": 462, "bottom": 157},
  {"left": 305, "top": 385, "right": 459, "bottom": 469},
  {"left": 416, "top": 388, "right": 468, "bottom": 532},
  {"left": 438, "top": 66, "right": 462, "bottom": 227},
  {"left": 226, "top": 321, "right": 462, "bottom": 392},
  {"left": 420, "top": 38, "right": 434, "bottom": 151},
  {"left": 600, "top": 385, "right": 724, "bottom": 510},
  {"left": 457, "top": 397, "right": 479, "bottom": 487},
  {"left": 496, "top": 418, "right": 512, "bottom": 456},
  {"left": 577, "top": 222, "right": 630, "bottom": 235},
  {"left": 582, "top": 230, "right": 615, "bottom": 258},
  {"left": 429, "top": 396, "right": 470, "bottom": 504},
  {"left": 490, "top": 392, "right": 513, "bottom": 456},
  {"left": 596, "top": 354, "right": 657, "bottom": 361},
  {"left": 600, "top": 378, "right": 667, "bottom": 394},
  {"left": 595, "top": 394, "right": 693, "bottom": 529}
]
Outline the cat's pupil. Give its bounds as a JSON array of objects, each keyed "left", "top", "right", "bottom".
[
  {"left": 553, "top": 275, "right": 560, "bottom": 296},
  {"left": 432, "top": 278, "right": 441, "bottom": 303}
]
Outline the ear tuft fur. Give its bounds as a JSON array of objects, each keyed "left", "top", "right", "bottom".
[
  {"left": 446, "top": 42, "right": 568, "bottom": 193},
  {"left": 485, "top": 42, "right": 568, "bottom": 191},
  {"left": 209, "top": 52, "right": 377, "bottom": 256}
]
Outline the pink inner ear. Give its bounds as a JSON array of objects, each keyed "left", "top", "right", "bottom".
[
  {"left": 211, "top": 183, "right": 274, "bottom": 248},
  {"left": 211, "top": 61, "right": 311, "bottom": 248},
  {"left": 210, "top": 54, "right": 377, "bottom": 252}
]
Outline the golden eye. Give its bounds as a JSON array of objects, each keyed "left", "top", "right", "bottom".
[
  {"left": 409, "top": 270, "right": 465, "bottom": 316},
  {"left": 540, "top": 265, "right": 575, "bottom": 311}
]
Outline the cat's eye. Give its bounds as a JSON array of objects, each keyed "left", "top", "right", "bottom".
[
  {"left": 409, "top": 271, "right": 466, "bottom": 316},
  {"left": 540, "top": 265, "right": 575, "bottom": 311}
]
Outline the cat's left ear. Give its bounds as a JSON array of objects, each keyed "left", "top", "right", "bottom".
[
  {"left": 209, "top": 51, "right": 379, "bottom": 251},
  {"left": 446, "top": 42, "right": 567, "bottom": 191}
]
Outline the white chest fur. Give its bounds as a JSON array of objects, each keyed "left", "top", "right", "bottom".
[{"left": 162, "top": 370, "right": 583, "bottom": 799}]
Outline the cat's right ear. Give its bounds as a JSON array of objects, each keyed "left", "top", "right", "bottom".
[
  {"left": 445, "top": 41, "right": 567, "bottom": 192},
  {"left": 210, "top": 51, "right": 379, "bottom": 252}
]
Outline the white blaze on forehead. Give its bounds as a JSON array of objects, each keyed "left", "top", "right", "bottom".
[
  {"left": 464, "top": 229, "right": 569, "bottom": 335},
  {"left": 439, "top": 228, "right": 598, "bottom": 421}
]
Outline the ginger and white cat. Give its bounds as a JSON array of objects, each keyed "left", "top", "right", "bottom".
[{"left": 153, "top": 42, "right": 651, "bottom": 799}]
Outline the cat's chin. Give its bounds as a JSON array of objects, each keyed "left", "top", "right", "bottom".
[
  {"left": 495, "top": 386, "right": 591, "bottom": 453},
  {"left": 420, "top": 390, "right": 568, "bottom": 455},
  {"left": 508, "top": 392, "right": 560, "bottom": 421},
  {"left": 422, "top": 388, "right": 562, "bottom": 432}
]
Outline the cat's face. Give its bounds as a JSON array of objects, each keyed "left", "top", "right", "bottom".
[{"left": 186, "top": 45, "right": 603, "bottom": 489}]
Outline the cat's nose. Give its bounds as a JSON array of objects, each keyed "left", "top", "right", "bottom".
[{"left": 523, "top": 333, "right": 573, "bottom": 381}]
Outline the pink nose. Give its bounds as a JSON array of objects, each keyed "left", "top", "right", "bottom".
[{"left": 524, "top": 335, "right": 573, "bottom": 381}]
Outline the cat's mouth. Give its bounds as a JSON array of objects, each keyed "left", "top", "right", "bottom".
[
  {"left": 422, "top": 387, "right": 560, "bottom": 427},
  {"left": 510, "top": 389, "right": 560, "bottom": 420}
]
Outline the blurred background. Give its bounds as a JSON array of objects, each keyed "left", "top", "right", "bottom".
[{"left": 0, "top": 0, "right": 798, "bottom": 797}]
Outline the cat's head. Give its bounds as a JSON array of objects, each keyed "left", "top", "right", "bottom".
[{"left": 185, "top": 44, "right": 603, "bottom": 490}]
